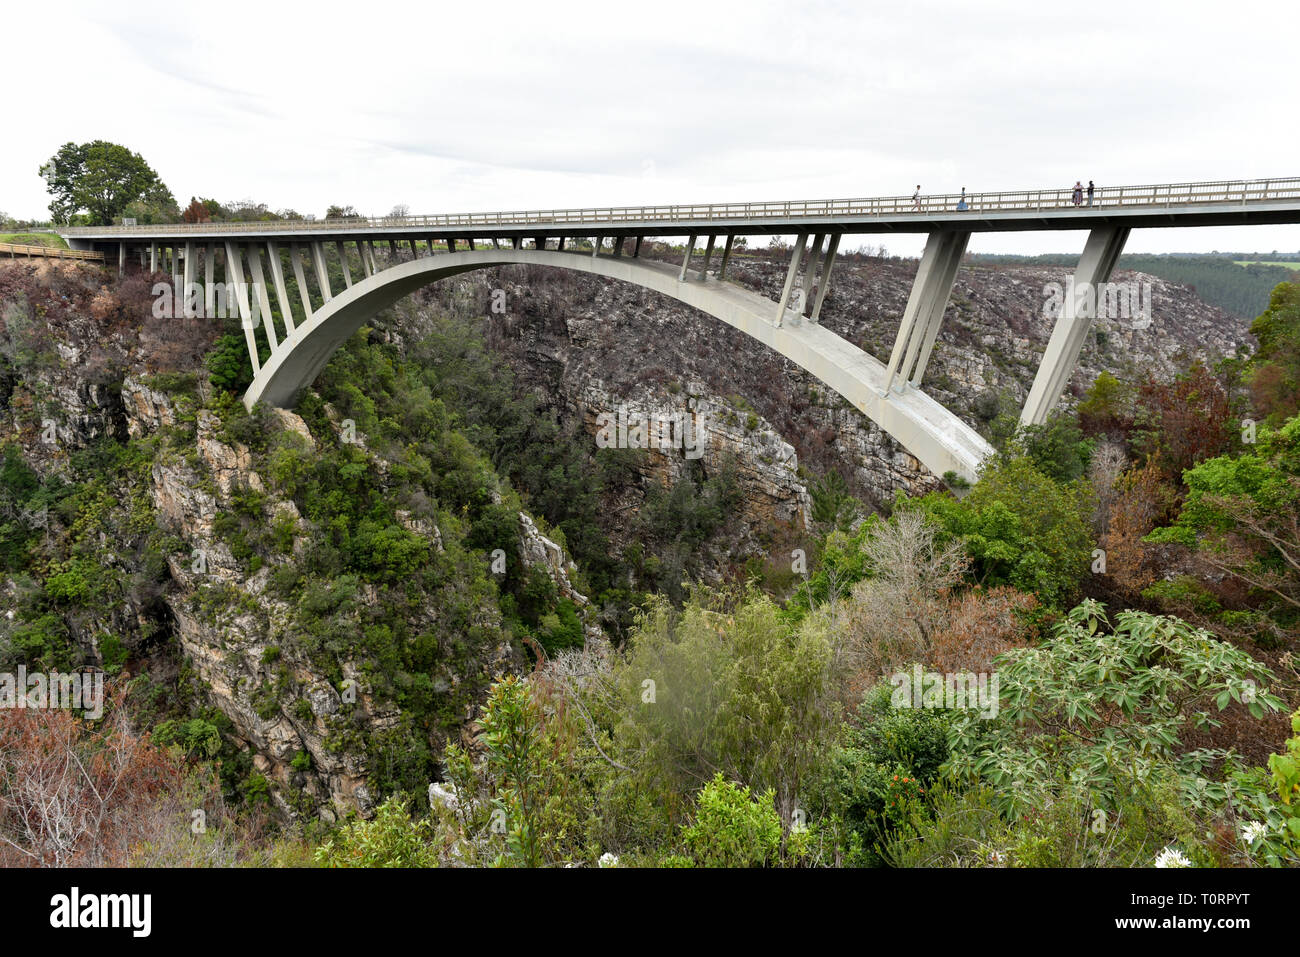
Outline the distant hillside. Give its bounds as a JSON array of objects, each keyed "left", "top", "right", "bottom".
[{"left": 967, "top": 252, "right": 1299, "bottom": 319}]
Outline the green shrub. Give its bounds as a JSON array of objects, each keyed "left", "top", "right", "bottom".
[
  {"left": 681, "top": 774, "right": 782, "bottom": 868},
  {"left": 314, "top": 797, "right": 437, "bottom": 868}
]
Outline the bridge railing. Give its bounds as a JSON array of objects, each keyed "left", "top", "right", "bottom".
[
  {"left": 0, "top": 242, "right": 105, "bottom": 261},
  {"left": 59, "top": 176, "right": 1300, "bottom": 235}
]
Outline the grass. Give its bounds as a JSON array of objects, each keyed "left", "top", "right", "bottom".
[
  {"left": 1233, "top": 260, "right": 1300, "bottom": 270},
  {"left": 0, "top": 232, "right": 68, "bottom": 249}
]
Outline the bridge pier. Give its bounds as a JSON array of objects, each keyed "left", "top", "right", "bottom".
[
  {"left": 246, "top": 247, "right": 278, "bottom": 351},
  {"left": 699, "top": 234, "right": 716, "bottom": 278},
  {"left": 334, "top": 242, "right": 352, "bottom": 288},
  {"left": 1020, "top": 225, "right": 1130, "bottom": 426},
  {"left": 268, "top": 243, "right": 295, "bottom": 334},
  {"left": 775, "top": 232, "right": 809, "bottom": 326},
  {"left": 883, "top": 229, "right": 969, "bottom": 393},
  {"left": 310, "top": 243, "right": 333, "bottom": 302},
  {"left": 800, "top": 233, "right": 826, "bottom": 313},
  {"left": 203, "top": 244, "right": 216, "bottom": 316},
  {"left": 679, "top": 234, "right": 697, "bottom": 280},
  {"left": 224, "top": 242, "right": 260, "bottom": 375},
  {"left": 718, "top": 234, "right": 735, "bottom": 279},
  {"left": 810, "top": 233, "right": 840, "bottom": 323},
  {"left": 290, "top": 244, "right": 313, "bottom": 317}
]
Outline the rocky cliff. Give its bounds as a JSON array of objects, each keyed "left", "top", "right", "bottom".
[{"left": 415, "top": 251, "right": 1252, "bottom": 513}]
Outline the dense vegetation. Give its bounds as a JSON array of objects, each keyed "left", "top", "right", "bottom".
[{"left": 968, "top": 251, "right": 1300, "bottom": 319}]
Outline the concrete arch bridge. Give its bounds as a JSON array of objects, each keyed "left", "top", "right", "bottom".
[{"left": 61, "top": 176, "right": 1300, "bottom": 484}]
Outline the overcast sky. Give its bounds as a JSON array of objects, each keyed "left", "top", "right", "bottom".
[{"left": 6, "top": 0, "right": 1297, "bottom": 256}]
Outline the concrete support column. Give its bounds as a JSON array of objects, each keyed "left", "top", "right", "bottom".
[
  {"left": 557, "top": 237, "right": 566, "bottom": 251},
  {"left": 289, "top": 244, "right": 314, "bottom": 317},
  {"left": 593, "top": 236, "right": 603, "bottom": 258},
  {"left": 118, "top": 243, "right": 125, "bottom": 276},
  {"left": 183, "top": 242, "right": 196, "bottom": 312},
  {"left": 909, "top": 231, "right": 969, "bottom": 386},
  {"left": 1020, "top": 226, "right": 1130, "bottom": 426},
  {"left": 718, "top": 234, "right": 736, "bottom": 279},
  {"left": 775, "top": 233, "right": 809, "bottom": 326},
  {"left": 268, "top": 242, "right": 295, "bottom": 334},
  {"left": 246, "top": 246, "right": 279, "bottom": 352},
  {"left": 408, "top": 240, "right": 418, "bottom": 259},
  {"left": 224, "top": 242, "right": 259, "bottom": 374},
  {"left": 679, "top": 234, "right": 697, "bottom": 281},
  {"left": 611, "top": 237, "right": 623, "bottom": 258},
  {"left": 150, "top": 242, "right": 158, "bottom": 273},
  {"left": 633, "top": 236, "right": 642, "bottom": 258},
  {"left": 800, "top": 233, "right": 826, "bottom": 312},
  {"left": 204, "top": 243, "right": 216, "bottom": 317},
  {"left": 883, "top": 230, "right": 969, "bottom": 393},
  {"left": 700, "top": 234, "right": 716, "bottom": 279},
  {"left": 809, "top": 233, "right": 840, "bottom": 323},
  {"left": 310, "top": 243, "right": 332, "bottom": 302},
  {"left": 335, "top": 241, "right": 353, "bottom": 288}
]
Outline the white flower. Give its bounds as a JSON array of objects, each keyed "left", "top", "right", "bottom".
[
  {"left": 598, "top": 852, "right": 619, "bottom": 868},
  {"left": 1154, "top": 846, "right": 1192, "bottom": 868},
  {"left": 1240, "top": 820, "right": 1269, "bottom": 844}
]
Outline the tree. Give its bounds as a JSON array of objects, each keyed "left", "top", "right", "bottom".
[
  {"left": 1077, "top": 370, "right": 1134, "bottom": 439},
  {"left": 1147, "top": 413, "right": 1300, "bottom": 639},
  {"left": 946, "top": 600, "right": 1285, "bottom": 819},
  {"left": 1246, "top": 281, "right": 1300, "bottom": 424},
  {"left": 809, "top": 469, "right": 858, "bottom": 534},
  {"left": 907, "top": 455, "right": 1094, "bottom": 610},
  {"left": 611, "top": 590, "right": 837, "bottom": 838},
  {"left": 837, "top": 510, "right": 969, "bottom": 684},
  {"left": 325, "top": 205, "right": 361, "bottom": 220},
  {"left": 1132, "top": 362, "right": 1233, "bottom": 479},
  {"left": 0, "top": 690, "right": 187, "bottom": 866},
  {"left": 181, "top": 197, "right": 211, "bottom": 223},
  {"left": 39, "top": 141, "right": 175, "bottom": 225}
]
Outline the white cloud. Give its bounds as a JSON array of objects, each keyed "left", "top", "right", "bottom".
[{"left": 4, "top": 0, "right": 1297, "bottom": 256}]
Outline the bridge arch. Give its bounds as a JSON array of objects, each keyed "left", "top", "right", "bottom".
[{"left": 243, "top": 248, "right": 993, "bottom": 484}]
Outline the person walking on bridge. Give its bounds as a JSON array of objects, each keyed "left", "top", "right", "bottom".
[
  {"left": 912, "top": 186, "right": 921, "bottom": 211},
  {"left": 956, "top": 187, "right": 969, "bottom": 211},
  {"left": 1072, "top": 181, "right": 1084, "bottom": 206},
  {"left": 1087, "top": 180, "right": 1095, "bottom": 207}
]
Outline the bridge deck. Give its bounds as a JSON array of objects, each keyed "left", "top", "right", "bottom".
[{"left": 58, "top": 176, "right": 1300, "bottom": 244}]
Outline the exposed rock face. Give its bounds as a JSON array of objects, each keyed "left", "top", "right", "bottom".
[
  {"left": 574, "top": 382, "right": 812, "bottom": 534},
  {"left": 518, "top": 512, "right": 586, "bottom": 605},
  {"left": 418, "top": 254, "right": 1251, "bottom": 514},
  {"left": 3, "top": 308, "right": 579, "bottom": 819}
]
